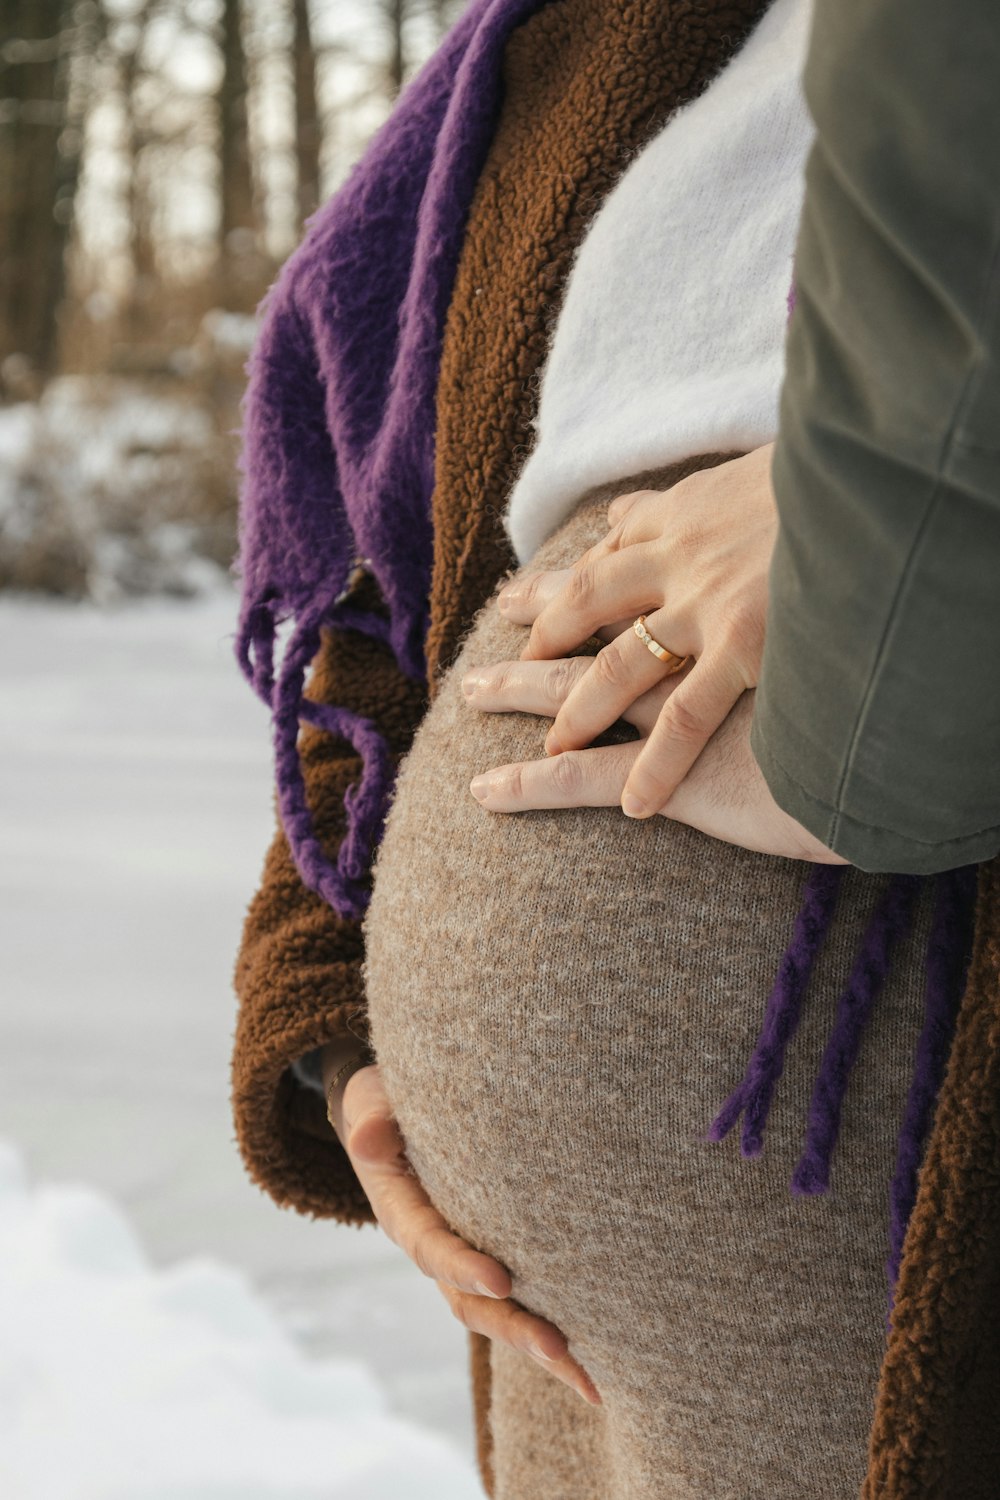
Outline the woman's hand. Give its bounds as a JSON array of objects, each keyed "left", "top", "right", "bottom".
[
  {"left": 462, "top": 659, "right": 847, "bottom": 864},
  {"left": 322, "top": 1042, "right": 601, "bottom": 1406},
  {"left": 499, "top": 444, "right": 778, "bottom": 818}
]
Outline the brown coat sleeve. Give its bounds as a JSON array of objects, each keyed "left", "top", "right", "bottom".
[{"left": 231, "top": 576, "right": 427, "bottom": 1223}]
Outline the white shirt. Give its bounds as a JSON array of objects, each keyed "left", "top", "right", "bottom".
[{"left": 504, "top": 0, "right": 815, "bottom": 565}]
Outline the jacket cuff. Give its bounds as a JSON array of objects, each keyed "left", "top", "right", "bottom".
[
  {"left": 751, "top": 707, "right": 1000, "bottom": 875},
  {"left": 231, "top": 982, "right": 376, "bottom": 1226}
]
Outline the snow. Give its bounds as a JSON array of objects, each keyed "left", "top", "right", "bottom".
[
  {"left": 198, "top": 309, "right": 259, "bottom": 357},
  {"left": 0, "top": 1143, "right": 482, "bottom": 1499},
  {"left": 0, "top": 593, "right": 480, "bottom": 1492}
]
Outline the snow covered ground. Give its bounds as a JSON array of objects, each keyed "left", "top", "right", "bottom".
[
  {"left": 0, "top": 593, "right": 481, "bottom": 1494},
  {"left": 0, "top": 1144, "right": 481, "bottom": 1500}
]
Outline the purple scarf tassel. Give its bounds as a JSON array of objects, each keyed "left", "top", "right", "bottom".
[
  {"left": 706, "top": 864, "right": 846, "bottom": 1156},
  {"left": 707, "top": 857, "right": 980, "bottom": 1320},
  {"left": 791, "top": 873, "right": 922, "bottom": 1195},
  {"left": 884, "top": 864, "right": 978, "bottom": 1308},
  {"left": 234, "top": 0, "right": 550, "bottom": 918}
]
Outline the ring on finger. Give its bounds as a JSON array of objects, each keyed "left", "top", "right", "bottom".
[{"left": 632, "top": 615, "right": 692, "bottom": 676}]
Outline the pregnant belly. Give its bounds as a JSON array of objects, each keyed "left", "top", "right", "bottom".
[{"left": 362, "top": 493, "right": 931, "bottom": 1496}]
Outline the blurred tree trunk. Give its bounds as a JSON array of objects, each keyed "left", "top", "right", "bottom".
[
  {"left": 292, "top": 0, "right": 320, "bottom": 230},
  {"left": 385, "top": 0, "right": 405, "bottom": 97},
  {"left": 217, "top": 0, "right": 255, "bottom": 259},
  {"left": 120, "top": 2, "right": 156, "bottom": 328},
  {"left": 0, "top": 0, "right": 80, "bottom": 382}
]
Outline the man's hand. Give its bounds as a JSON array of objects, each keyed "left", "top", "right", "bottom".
[
  {"left": 462, "top": 658, "right": 846, "bottom": 864},
  {"left": 321, "top": 1041, "right": 601, "bottom": 1405},
  {"left": 497, "top": 445, "right": 779, "bottom": 818}
]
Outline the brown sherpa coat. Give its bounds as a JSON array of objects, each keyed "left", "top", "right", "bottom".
[{"left": 231, "top": 2, "right": 1000, "bottom": 1494}]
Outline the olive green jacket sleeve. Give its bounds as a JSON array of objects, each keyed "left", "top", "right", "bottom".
[{"left": 751, "top": 0, "right": 1000, "bottom": 874}]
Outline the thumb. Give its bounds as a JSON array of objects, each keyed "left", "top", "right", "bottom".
[{"left": 342, "top": 1066, "right": 406, "bottom": 1165}]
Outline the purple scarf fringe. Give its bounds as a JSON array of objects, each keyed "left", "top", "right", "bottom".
[
  {"left": 707, "top": 863, "right": 979, "bottom": 1311},
  {"left": 706, "top": 863, "right": 847, "bottom": 1156},
  {"left": 791, "top": 873, "right": 923, "bottom": 1196}
]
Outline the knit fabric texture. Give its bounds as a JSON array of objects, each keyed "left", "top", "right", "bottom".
[{"left": 364, "top": 492, "right": 938, "bottom": 1498}]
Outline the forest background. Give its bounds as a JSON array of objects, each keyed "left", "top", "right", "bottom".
[{"left": 0, "top": 0, "right": 463, "bottom": 597}]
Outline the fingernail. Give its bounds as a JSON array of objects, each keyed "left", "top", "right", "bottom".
[
  {"left": 462, "top": 673, "right": 481, "bottom": 697},
  {"left": 621, "top": 793, "right": 647, "bottom": 819},
  {"left": 529, "top": 1340, "right": 558, "bottom": 1362},
  {"left": 474, "top": 1281, "right": 503, "bottom": 1299},
  {"left": 470, "top": 776, "right": 488, "bottom": 802},
  {"left": 497, "top": 590, "right": 512, "bottom": 612},
  {"left": 545, "top": 730, "right": 561, "bottom": 756}
]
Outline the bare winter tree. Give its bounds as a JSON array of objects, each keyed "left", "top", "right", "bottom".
[
  {"left": 383, "top": 0, "right": 406, "bottom": 97},
  {"left": 291, "top": 0, "right": 319, "bottom": 230},
  {"left": 117, "top": 0, "right": 157, "bottom": 327},
  {"left": 378, "top": 0, "right": 464, "bottom": 101},
  {"left": 0, "top": 0, "right": 97, "bottom": 385},
  {"left": 217, "top": 0, "right": 256, "bottom": 260}
]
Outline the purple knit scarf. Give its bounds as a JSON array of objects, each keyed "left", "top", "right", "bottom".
[{"left": 235, "top": 0, "right": 549, "bottom": 918}]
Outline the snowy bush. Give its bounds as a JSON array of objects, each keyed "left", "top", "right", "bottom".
[{"left": 0, "top": 376, "right": 239, "bottom": 601}]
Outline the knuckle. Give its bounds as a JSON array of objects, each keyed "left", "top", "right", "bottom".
[
  {"left": 551, "top": 751, "right": 584, "bottom": 796},
  {"left": 566, "top": 565, "right": 595, "bottom": 609},
  {"left": 592, "top": 642, "right": 626, "bottom": 689},
  {"left": 519, "top": 573, "right": 541, "bottom": 607},
  {"left": 608, "top": 488, "right": 646, "bottom": 524},
  {"left": 489, "top": 665, "right": 513, "bottom": 697},
  {"left": 546, "top": 658, "right": 577, "bottom": 702},
  {"left": 506, "top": 762, "right": 525, "bottom": 801},
  {"left": 663, "top": 692, "right": 707, "bottom": 745},
  {"left": 410, "top": 1235, "right": 435, "bottom": 1279}
]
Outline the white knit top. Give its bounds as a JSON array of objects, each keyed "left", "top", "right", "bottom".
[{"left": 504, "top": 0, "right": 815, "bottom": 565}]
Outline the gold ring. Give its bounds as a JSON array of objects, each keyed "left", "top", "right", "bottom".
[{"left": 633, "top": 616, "right": 691, "bottom": 676}]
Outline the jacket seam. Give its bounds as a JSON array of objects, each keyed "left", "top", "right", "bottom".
[
  {"left": 766, "top": 741, "right": 1000, "bottom": 851},
  {"left": 829, "top": 224, "right": 1000, "bottom": 843}
]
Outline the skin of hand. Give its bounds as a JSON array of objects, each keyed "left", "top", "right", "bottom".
[
  {"left": 462, "top": 649, "right": 848, "bottom": 865},
  {"left": 320, "top": 1038, "right": 602, "bottom": 1406},
  {"left": 505, "top": 443, "right": 780, "bottom": 819}
]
